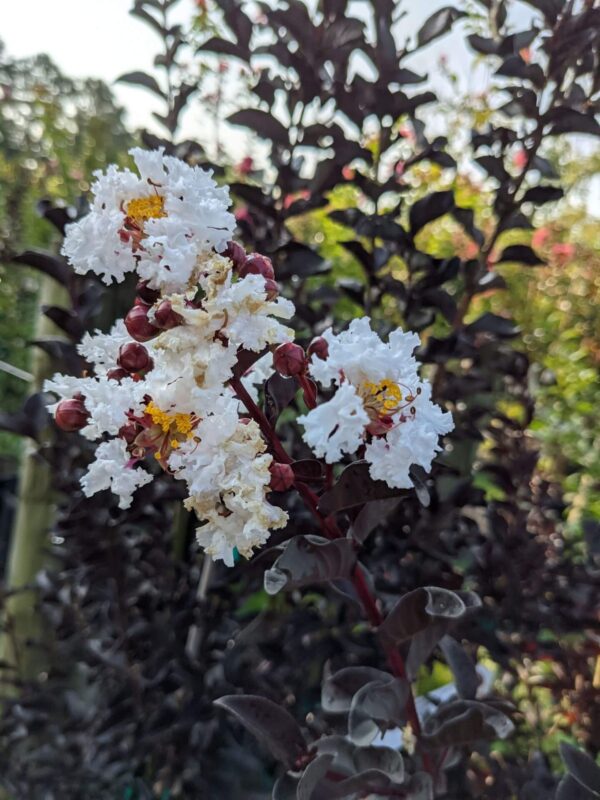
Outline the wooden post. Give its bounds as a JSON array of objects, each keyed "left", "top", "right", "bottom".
[{"left": 1, "top": 274, "right": 68, "bottom": 681}]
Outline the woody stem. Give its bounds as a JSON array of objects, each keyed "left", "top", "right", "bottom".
[{"left": 230, "top": 372, "right": 431, "bottom": 772}]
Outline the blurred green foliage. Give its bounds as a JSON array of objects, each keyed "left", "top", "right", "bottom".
[{"left": 0, "top": 41, "right": 133, "bottom": 470}]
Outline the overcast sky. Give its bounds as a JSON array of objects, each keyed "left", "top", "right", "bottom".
[
  {"left": 2, "top": 0, "right": 477, "bottom": 137},
  {"left": 2, "top": 1, "right": 597, "bottom": 209}
]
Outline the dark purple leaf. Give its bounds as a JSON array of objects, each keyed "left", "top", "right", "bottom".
[
  {"left": 439, "top": 636, "right": 479, "bottom": 700},
  {"left": 297, "top": 754, "right": 334, "bottom": 800},
  {"left": 379, "top": 587, "right": 468, "bottom": 645},
  {"left": 291, "top": 460, "right": 325, "bottom": 484},
  {"left": 350, "top": 498, "right": 402, "bottom": 544},
  {"left": 13, "top": 250, "right": 71, "bottom": 286},
  {"left": 556, "top": 776, "right": 599, "bottom": 800},
  {"left": 466, "top": 312, "right": 519, "bottom": 338},
  {"left": 410, "top": 191, "right": 455, "bottom": 234},
  {"left": 348, "top": 677, "right": 409, "bottom": 745},
  {"left": 264, "top": 373, "right": 298, "bottom": 425},
  {"left": 321, "top": 666, "right": 392, "bottom": 713},
  {"left": 547, "top": 109, "right": 600, "bottom": 137},
  {"left": 264, "top": 536, "right": 357, "bottom": 595},
  {"left": 318, "top": 461, "right": 406, "bottom": 515},
  {"left": 228, "top": 110, "right": 289, "bottom": 145},
  {"left": 422, "top": 700, "right": 514, "bottom": 747},
  {"left": 522, "top": 185, "right": 564, "bottom": 205},
  {"left": 117, "top": 71, "right": 164, "bottom": 98},
  {"left": 417, "top": 8, "right": 466, "bottom": 48},
  {"left": 497, "top": 245, "right": 545, "bottom": 266},
  {"left": 214, "top": 695, "right": 307, "bottom": 768},
  {"left": 560, "top": 743, "right": 600, "bottom": 796}
]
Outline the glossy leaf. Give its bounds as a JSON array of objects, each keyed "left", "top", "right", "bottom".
[
  {"left": 264, "top": 536, "right": 357, "bottom": 595},
  {"left": 417, "top": 8, "right": 466, "bottom": 48},
  {"left": 214, "top": 695, "right": 307, "bottom": 768}
]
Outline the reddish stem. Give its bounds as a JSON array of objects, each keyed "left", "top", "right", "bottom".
[{"left": 230, "top": 372, "right": 433, "bottom": 774}]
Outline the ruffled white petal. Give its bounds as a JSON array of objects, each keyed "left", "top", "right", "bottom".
[{"left": 298, "top": 382, "right": 369, "bottom": 463}]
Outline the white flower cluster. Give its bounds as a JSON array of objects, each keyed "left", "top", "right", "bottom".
[
  {"left": 48, "top": 149, "right": 453, "bottom": 566},
  {"left": 47, "top": 150, "right": 291, "bottom": 565},
  {"left": 298, "top": 318, "right": 453, "bottom": 488},
  {"left": 62, "top": 148, "right": 235, "bottom": 292}
]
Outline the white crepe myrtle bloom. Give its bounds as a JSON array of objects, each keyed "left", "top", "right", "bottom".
[
  {"left": 168, "top": 401, "right": 288, "bottom": 566},
  {"left": 62, "top": 148, "right": 235, "bottom": 292},
  {"left": 44, "top": 372, "right": 141, "bottom": 440},
  {"left": 298, "top": 317, "right": 453, "bottom": 487},
  {"left": 212, "top": 273, "right": 294, "bottom": 352},
  {"left": 78, "top": 320, "right": 132, "bottom": 376},
  {"left": 298, "top": 382, "right": 369, "bottom": 462},
  {"left": 81, "top": 438, "right": 153, "bottom": 509}
]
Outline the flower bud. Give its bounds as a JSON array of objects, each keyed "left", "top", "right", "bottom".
[
  {"left": 136, "top": 280, "right": 160, "bottom": 305},
  {"left": 118, "top": 342, "right": 152, "bottom": 373},
  {"left": 269, "top": 462, "right": 295, "bottom": 492},
  {"left": 223, "top": 240, "right": 247, "bottom": 271},
  {"left": 307, "top": 336, "right": 329, "bottom": 361},
  {"left": 153, "top": 299, "right": 184, "bottom": 331},
  {"left": 264, "top": 278, "right": 279, "bottom": 301},
  {"left": 107, "top": 367, "right": 129, "bottom": 382},
  {"left": 125, "top": 304, "right": 160, "bottom": 342},
  {"left": 273, "top": 342, "right": 306, "bottom": 378},
  {"left": 118, "top": 421, "right": 139, "bottom": 445},
  {"left": 239, "top": 253, "right": 275, "bottom": 281},
  {"left": 55, "top": 397, "right": 89, "bottom": 432}
]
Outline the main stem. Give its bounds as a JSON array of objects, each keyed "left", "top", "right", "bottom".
[{"left": 230, "top": 373, "right": 430, "bottom": 769}]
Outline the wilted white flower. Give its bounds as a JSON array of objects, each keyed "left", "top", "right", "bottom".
[
  {"left": 299, "top": 317, "right": 453, "bottom": 487},
  {"left": 62, "top": 148, "right": 235, "bottom": 292}
]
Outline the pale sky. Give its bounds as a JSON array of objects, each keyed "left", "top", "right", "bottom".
[
  {"left": 2, "top": 1, "right": 597, "bottom": 209},
  {"left": 2, "top": 0, "right": 472, "bottom": 138}
]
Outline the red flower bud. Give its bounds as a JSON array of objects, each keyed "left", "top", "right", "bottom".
[
  {"left": 239, "top": 253, "right": 275, "bottom": 281},
  {"left": 55, "top": 397, "right": 89, "bottom": 432},
  {"left": 136, "top": 280, "right": 160, "bottom": 305},
  {"left": 118, "top": 421, "right": 139, "bottom": 445},
  {"left": 263, "top": 278, "right": 279, "bottom": 300},
  {"left": 107, "top": 367, "right": 130, "bottom": 382},
  {"left": 223, "top": 240, "right": 247, "bottom": 271},
  {"left": 153, "top": 299, "right": 184, "bottom": 330},
  {"left": 269, "top": 462, "right": 295, "bottom": 492},
  {"left": 307, "top": 336, "right": 329, "bottom": 361},
  {"left": 273, "top": 342, "right": 306, "bottom": 378},
  {"left": 125, "top": 304, "right": 160, "bottom": 342},
  {"left": 118, "top": 342, "right": 152, "bottom": 373}
]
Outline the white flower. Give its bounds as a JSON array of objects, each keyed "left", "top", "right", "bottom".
[
  {"left": 206, "top": 273, "right": 294, "bottom": 352},
  {"left": 365, "top": 382, "right": 453, "bottom": 489},
  {"left": 62, "top": 148, "right": 235, "bottom": 292},
  {"left": 81, "top": 438, "right": 153, "bottom": 509},
  {"left": 45, "top": 373, "right": 140, "bottom": 440},
  {"left": 78, "top": 320, "right": 131, "bottom": 375},
  {"left": 240, "top": 352, "right": 275, "bottom": 402},
  {"left": 298, "top": 382, "right": 369, "bottom": 462},
  {"left": 62, "top": 209, "right": 138, "bottom": 286},
  {"left": 299, "top": 317, "right": 453, "bottom": 486},
  {"left": 169, "top": 402, "right": 288, "bottom": 565},
  {"left": 309, "top": 316, "right": 420, "bottom": 390}
]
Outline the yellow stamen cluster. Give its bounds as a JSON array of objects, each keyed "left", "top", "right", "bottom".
[
  {"left": 360, "top": 379, "right": 403, "bottom": 415},
  {"left": 145, "top": 401, "right": 194, "bottom": 437},
  {"left": 125, "top": 195, "right": 166, "bottom": 224}
]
